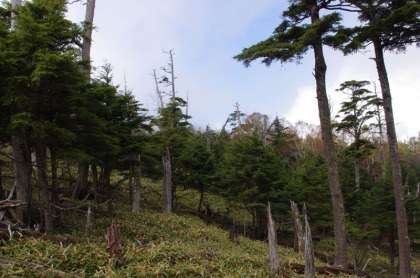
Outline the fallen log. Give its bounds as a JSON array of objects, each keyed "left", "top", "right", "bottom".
[
  {"left": 0, "top": 256, "right": 81, "bottom": 278},
  {"left": 286, "top": 263, "right": 372, "bottom": 277}
]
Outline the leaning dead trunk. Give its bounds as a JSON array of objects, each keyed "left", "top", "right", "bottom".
[
  {"left": 35, "top": 143, "right": 53, "bottom": 234},
  {"left": 311, "top": 4, "right": 347, "bottom": 269},
  {"left": 162, "top": 147, "right": 172, "bottom": 214},
  {"left": 132, "top": 155, "right": 141, "bottom": 213},
  {"left": 267, "top": 203, "right": 282, "bottom": 277}
]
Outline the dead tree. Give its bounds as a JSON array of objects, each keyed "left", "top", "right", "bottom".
[
  {"left": 304, "top": 214, "right": 315, "bottom": 278},
  {"left": 162, "top": 147, "right": 172, "bottom": 214},
  {"left": 267, "top": 203, "right": 282, "bottom": 277},
  {"left": 132, "top": 155, "right": 141, "bottom": 213},
  {"left": 291, "top": 200, "right": 304, "bottom": 253},
  {"left": 106, "top": 224, "right": 123, "bottom": 265}
]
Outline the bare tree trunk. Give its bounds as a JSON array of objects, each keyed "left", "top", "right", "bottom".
[
  {"left": 153, "top": 69, "right": 165, "bottom": 109},
  {"left": 304, "top": 214, "right": 315, "bottom": 278},
  {"left": 311, "top": 4, "right": 347, "bottom": 269},
  {"left": 355, "top": 157, "right": 360, "bottom": 192},
  {"left": 373, "top": 38, "right": 410, "bottom": 277},
  {"left": 267, "top": 203, "right": 282, "bottom": 277},
  {"left": 262, "top": 115, "right": 268, "bottom": 147},
  {"left": 35, "top": 143, "right": 53, "bottom": 235},
  {"left": 132, "top": 155, "right": 141, "bottom": 213},
  {"left": 76, "top": 0, "right": 96, "bottom": 199},
  {"left": 373, "top": 83, "right": 387, "bottom": 176},
  {"left": 291, "top": 200, "right": 304, "bottom": 253},
  {"left": 82, "top": 0, "right": 95, "bottom": 70},
  {"left": 162, "top": 147, "right": 172, "bottom": 214},
  {"left": 206, "top": 125, "right": 211, "bottom": 151},
  {"left": 85, "top": 201, "right": 92, "bottom": 237}
]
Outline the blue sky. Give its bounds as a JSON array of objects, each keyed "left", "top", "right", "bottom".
[{"left": 66, "top": 0, "right": 420, "bottom": 140}]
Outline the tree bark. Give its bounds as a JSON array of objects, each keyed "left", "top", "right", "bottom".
[
  {"left": 304, "top": 214, "right": 315, "bottom": 278},
  {"left": 267, "top": 203, "right": 282, "bottom": 277},
  {"left": 75, "top": 0, "right": 96, "bottom": 200},
  {"left": 229, "top": 217, "right": 239, "bottom": 241},
  {"left": 72, "top": 163, "right": 89, "bottom": 199},
  {"left": 291, "top": 200, "right": 304, "bottom": 253},
  {"left": 355, "top": 157, "right": 360, "bottom": 192},
  {"left": 373, "top": 38, "right": 410, "bottom": 277},
  {"left": 35, "top": 143, "right": 53, "bottom": 235},
  {"left": 310, "top": 4, "right": 347, "bottom": 269},
  {"left": 162, "top": 147, "right": 172, "bottom": 214},
  {"left": 132, "top": 155, "right": 141, "bottom": 213},
  {"left": 106, "top": 224, "right": 123, "bottom": 266},
  {"left": 82, "top": 0, "right": 95, "bottom": 71}
]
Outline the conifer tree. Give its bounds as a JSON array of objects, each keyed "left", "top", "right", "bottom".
[
  {"left": 234, "top": 1, "right": 348, "bottom": 268},
  {"left": 328, "top": 1, "right": 420, "bottom": 274}
]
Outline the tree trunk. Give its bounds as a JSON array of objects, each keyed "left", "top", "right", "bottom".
[
  {"left": 162, "top": 147, "right": 172, "bottom": 214},
  {"left": 310, "top": 4, "right": 347, "bottom": 269},
  {"left": 10, "top": 0, "right": 31, "bottom": 227},
  {"left": 355, "top": 157, "right": 360, "bottom": 192},
  {"left": 82, "top": 0, "right": 95, "bottom": 71},
  {"left": 11, "top": 131, "right": 32, "bottom": 225},
  {"left": 91, "top": 165, "right": 98, "bottom": 200},
  {"left": 103, "top": 166, "right": 113, "bottom": 216},
  {"left": 72, "top": 163, "right": 89, "bottom": 199},
  {"left": 35, "top": 143, "right": 53, "bottom": 235},
  {"left": 267, "top": 203, "right": 282, "bottom": 277},
  {"left": 373, "top": 38, "right": 410, "bottom": 277},
  {"left": 132, "top": 155, "right": 141, "bottom": 213},
  {"left": 50, "top": 148, "right": 59, "bottom": 205},
  {"left": 291, "top": 200, "right": 304, "bottom": 253},
  {"left": 304, "top": 214, "right": 315, "bottom": 278},
  {"left": 75, "top": 0, "right": 96, "bottom": 201}
]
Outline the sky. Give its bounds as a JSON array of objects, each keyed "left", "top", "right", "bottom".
[{"left": 66, "top": 0, "right": 420, "bottom": 140}]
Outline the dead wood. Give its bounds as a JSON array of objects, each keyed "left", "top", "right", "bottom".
[
  {"left": 0, "top": 200, "right": 26, "bottom": 210},
  {"left": 106, "top": 224, "right": 124, "bottom": 265},
  {"left": 0, "top": 256, "right": 81, "bottom": 278}
]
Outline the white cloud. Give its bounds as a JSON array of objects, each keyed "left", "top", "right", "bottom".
[{"left": 284, "top": 86, "right": 319, "bottom": 125}]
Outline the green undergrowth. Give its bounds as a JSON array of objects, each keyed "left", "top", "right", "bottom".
[
  {"left": 0, "top": 196, "right": 317, "bottom": 277},
  {"left": 1, "top": 183, "right": 417, "bottom": 277}
]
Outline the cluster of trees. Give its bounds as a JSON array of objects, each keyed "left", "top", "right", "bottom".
[
  {"left": 234, "top": 0, "right": 420, "bottom": 276},
  {"left": 0, "top": 0, "right": 419, "bottom": 277}
]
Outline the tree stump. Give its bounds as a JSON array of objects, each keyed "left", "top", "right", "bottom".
[
  {"left": 106, "top": 224, "right": 123, "bottom": 266},
  {"left": 267, "top": 203, "right": 283, "bottom": 277}
]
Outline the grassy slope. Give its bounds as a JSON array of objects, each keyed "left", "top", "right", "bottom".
[
  {"left": 0, "top": 184, "right": 313, "bottom": 277},
  {"left": 0, "top": 182, "right": 418, "bottom": 277}
]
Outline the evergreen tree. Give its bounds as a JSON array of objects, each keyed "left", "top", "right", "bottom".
[{"left": 234, "top": 1, "right": 348, "bottom": 267}]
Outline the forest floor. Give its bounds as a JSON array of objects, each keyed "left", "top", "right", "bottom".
[{"left": 0, "top": 181, "right": 419, "bottom": 277}]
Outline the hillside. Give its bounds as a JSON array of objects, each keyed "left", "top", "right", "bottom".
[{"left": 0, "top": 183, "right": 334, "bottom": 278}]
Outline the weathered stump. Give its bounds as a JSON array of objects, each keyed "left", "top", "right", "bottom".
[
  {"left": 267, "top": 203, "right": 283, "bottom": 277},
  {"left": 106, "top": 224, "right": 123, "bottom": 265}
]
